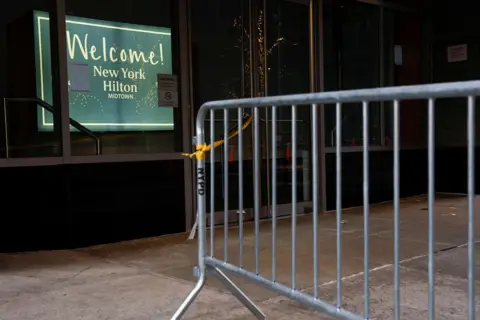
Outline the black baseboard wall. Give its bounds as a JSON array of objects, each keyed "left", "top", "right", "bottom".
[
  {"left": 325, "top": 147, "right": 476, "bottom": 211},
  {"left": 1, "top": 147, "right": 475, "bottom": 252},
  {"left": 325, "top": 149, "right": 428, "bottom": 211},
  {"left": 0, "top": 160, "right": 186, "bottom": 253},
  {"left": 435, "top": 147, "right": 480, "bottom": 194}
]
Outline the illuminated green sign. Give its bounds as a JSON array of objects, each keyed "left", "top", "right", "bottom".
[{"left": 33, "top": 11, "right": 174, "bottom": 132}]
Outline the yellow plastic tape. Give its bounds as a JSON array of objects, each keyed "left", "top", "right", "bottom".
[{"left": 182, "top": 114, "right": 253, "bottom": 160}]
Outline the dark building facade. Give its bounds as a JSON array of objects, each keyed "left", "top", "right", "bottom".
[{"left": 0, "top": 0, "right": 477, "bottom": 252}]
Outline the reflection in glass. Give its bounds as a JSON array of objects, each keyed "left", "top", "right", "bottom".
[
  {"left": 192, "top": 0, "right": 311, "bottom": 215},
  {"left": 4, "top": 2, "right": 61, "bottom": 158},
  {"left": 265, "top": 0, "right": 310, "bottom": 208},
  {"left": 324, "top": 0, "right": 382, "bottom": 147},
  {"left": 383, "top": 8, "right": 395, "bottom": 143},
  {"left": 3, "top": 99, "right": 61, "bottom": 158},
  {"left": 192, "top": 0, "right": 252, "bottom": 213}
]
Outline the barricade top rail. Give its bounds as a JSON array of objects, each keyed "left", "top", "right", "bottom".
[{"left": 198, "top": 80, "right": 480, "bottom": 115}]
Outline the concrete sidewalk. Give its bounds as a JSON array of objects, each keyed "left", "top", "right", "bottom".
[{"left": 1, "top": 194, "right": 479, "bottom": 319}]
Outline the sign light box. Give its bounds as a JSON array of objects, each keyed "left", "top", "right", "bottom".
[{"left": 34, "top": 11, "right": 174, "bottom": 132}]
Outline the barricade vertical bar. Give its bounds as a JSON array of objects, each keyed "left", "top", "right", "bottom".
[
  {"left": 254, "top": 106, "right": 261, "bottom": 274},
  {"left": 238, "top": 108, "right": 244, "bottom": 268},
  {"left": 335, "top": 102, "right": 342, "bottom": 308},
  {"left": 362, "top": 101, "right": 370, "bottom": 319},
  {"left": 393, "top": 99, "right": 400, "bottom": 320},
  {"left": 427, "top": 98, "right": 435, "bottom": 320},
  {"left": 170, "top": 117, "right": 207, "bottom": 320},
  {"left": 311, "top": 103, "right": 319, "bottom": 299},
  {"left": 272, "top": 106, "right": 278, "bottom": 282},
  {"left": 224, "top": 109, "right": 229, "bottom": 262},
  {"left": 210, "top": 109, "right": 215, "bottom": 257},
  {"left": 467, "top": 95, "right": 476, "bottom": 320},
  {"left": 292, "top": 105, "right": 298, "bottom": 290}
]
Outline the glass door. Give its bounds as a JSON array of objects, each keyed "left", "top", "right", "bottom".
[
  {"left": 261, "top": 0, "right": 312, "bottom": 217},
  {"left": 191, "top": 0, "right": 269, "bottom": 226},
  {"left": 191, "top": 0, "right": 314, "bottom": 225}
]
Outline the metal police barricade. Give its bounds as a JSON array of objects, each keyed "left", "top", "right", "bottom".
[{"left": 172, "top": 81, "right": 480, "bottom": 320}]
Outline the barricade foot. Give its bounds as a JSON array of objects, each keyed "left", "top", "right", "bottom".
[
  {"left": 170, "top": 274, "right": 205, "bottom": 320},
  {"left": 209, "top": 266, "right": 266, "bottom": 320}
]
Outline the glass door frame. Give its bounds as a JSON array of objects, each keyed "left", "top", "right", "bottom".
[{"left": 179, "top": 0, "right": 195, "bottom": 231}]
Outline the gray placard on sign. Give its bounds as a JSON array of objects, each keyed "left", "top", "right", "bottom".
[
  {"left": 157, "top": 73, "right": 179, "bottom": 107},
  {"left": 70, "top": 63, "right": 91, "bottom": 93}
]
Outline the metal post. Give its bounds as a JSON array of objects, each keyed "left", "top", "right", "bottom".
[
  {"left": 312, "top": 102, "right": 319, "bottom": 299},
  {"left": 427, "top": 98, "right": 435, "bottom": 320},
  {"left": 291, "top": 106, "right": 298, "bottom": 290},
  {"left": 210, "top": 110, "right": 215, "bottom": 256},
  {"left": 393, "top": 99, "right": 400, "bottom": 320},
  {"left": 224, "top": 109, "right": 229, "bottom": 262},
  {"left": 238, "top": 109, "right": 244, "bottom": 267},
  {"left": 272, "top": 106, "right": 277, "bottom": 281},
  {"left": 179, "top": 0, "right": 195, "bottom": 233},
  {"left": 49, "top": 0, "right": 71, "bottom": 157},
  {"left": 467, "top": 95, "right": 476, "bottom": 320},
  {"left": 254, "top": 106, "right": 261, "bottom": 274},
  {"left": 362, "top": 101, "right": 370, "bottom": 318},
  {"left": 335, "top": 102, "right": 342, "bottom": 307},
  {"left": 171, "top": 114, "right": 208, "bottom": 320}
]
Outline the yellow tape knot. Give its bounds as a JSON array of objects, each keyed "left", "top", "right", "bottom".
[
  {"left": 181, "top": 143, "right": 211, "bottom": 160},
  {"left": 181, "top": 114, "right": 253, "bottom": 160},
  {"left": 194, "top": 144, "right": 209, "bottom": 160}
]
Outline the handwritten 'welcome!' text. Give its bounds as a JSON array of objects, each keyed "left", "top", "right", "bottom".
[{"left": 66, "top": 31, "right": 163, "bottom": 65}]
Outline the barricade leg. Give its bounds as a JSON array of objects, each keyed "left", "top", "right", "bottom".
[
  {"left": 170, "top": 274, "right": 205, "bottom": 320},
  {"left": 208, "top": 266, "right": 266, "bottom": 319},
  {"left": 171, "top": 121, "right": 209, "bottom": 319}
]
